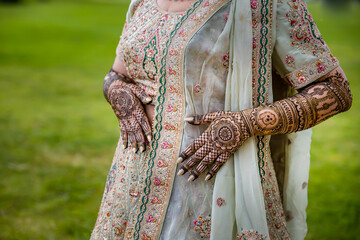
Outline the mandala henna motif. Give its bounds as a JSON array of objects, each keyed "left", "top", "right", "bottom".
[
  {"left": 178, "top": 67, "right": 352, "bottom": 182},
  {"left": 103, "top": 68, "right": 153, "bottom": 152}
]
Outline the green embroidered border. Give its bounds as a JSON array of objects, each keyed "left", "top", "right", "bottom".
[
  {"left": 133, "top": 1, "right": 204, "bottom": 239},
  {"left": 256, "top": 0, "right": 271, "bottom": 181}
]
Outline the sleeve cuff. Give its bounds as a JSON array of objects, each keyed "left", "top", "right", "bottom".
[{"left": 285, "top": 52, "right": 339, "bottom": 89}]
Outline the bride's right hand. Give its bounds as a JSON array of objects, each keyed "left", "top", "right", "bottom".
[{"left": 107, "top": 75, "right": 153, "bottom": 153}]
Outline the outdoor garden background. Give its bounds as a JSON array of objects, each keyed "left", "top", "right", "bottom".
[{"left": 0, "top": 0, "right": 359, "bottom": 239}]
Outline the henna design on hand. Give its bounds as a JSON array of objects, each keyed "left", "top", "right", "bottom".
[
  {"left": 104, "top": 69, "right": 153, "bottom": 153},
  {"left": 178, "top": 111, "right": 252, "bottom": 181},
  {"left": 178, "top": 67, "right": 352, "bottom": 182}
]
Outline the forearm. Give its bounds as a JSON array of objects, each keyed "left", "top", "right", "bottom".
[{"left": 248, "top": 67, "right": 352, "bottom": 136}]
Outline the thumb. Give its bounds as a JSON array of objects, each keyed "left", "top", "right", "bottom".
[{"left": 185, "top": 111, "right": 226, "bottom": 125}]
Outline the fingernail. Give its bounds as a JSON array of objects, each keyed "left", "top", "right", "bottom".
[
  {"left": 145, "top": 97, "right": 152, "bottom": 103},
  {"left": 184, "top": 117, "right": 194, "bottom": 122},
  {"left": 177, "top": 169, "right": 185, "bottom": 176},
  {"left": 139, "top": 146, "right": 145, "bottom": 153},
  {"left": 132, "top": 148, "right": 136, "bottom": 153},
  {"left": 147, "top": 135, "right": 152, "bottom": 143},
  {"left": 205, "top": 174, "right": 212, "bottom": 181},
  {"left": 177, "top": 157, "right": 183, "bottom": 163},
  {"left": 188, "top": 175, "right": 195, "bottom": 182}
]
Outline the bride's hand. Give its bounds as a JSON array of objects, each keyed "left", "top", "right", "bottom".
[
  {"left": 177, "top": 110, "right": 253, "bottom": 182},
  {"left": 106, "top": 73, "right": 153, "bottom": 153}
]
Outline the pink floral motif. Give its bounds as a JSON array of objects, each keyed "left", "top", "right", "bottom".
[
  {"left": 216, "top": 197, "right": 226, "bottom": 207},
  {"left": 141, "top": 233, "right": 151, "bottom": 240},
  {"left": 161, "top": 141, "right": 173, "bottom": 149},
  {"left": 159, "top": 14, "right": 168, "bottom": 26},
  {"left": 222, "top": 52, "right": 229, "bottom": 68},
  {"left": 154, "top": 177, "right": 165, "bottom": 186},
  {"left": 169, "top": 67, "right": 176, "bottom": 75},
  {"left": 285, "top": 54, "right": 295, "bottom": 68},
  {"left": 251, "top": 0, "right": 258, "bottom": 9},
  {"left": 151, "top": 196, "right": 162, "bottom": 204},
  {"left": 224, "top": 13, "right": 229, "bottom": 21},
  {"left": 204, "top": 1, "right": 211, "bottom": 7},
  {"left": 193, "top": 84, "right": 203, "bottom": 93},
  {"left": 169, "top": 49, "right": 178, "bottom": 56},
  {"left": 166, "top": 104, "right": 178, "bottom": 112},
  {"left": 296, "top": 72, "right": 307, "bottom": 84},
  {"left": 178, "top": 30, "right": 186, "bottom": 37},
  {"left": 316, "top": 61, "right": 326, "bottom": 73},
  {"left": 146, "top": 214, "right": 156, "bottom": 223},
  {"left": 236, "top": 229, "right": 267, "bottom": 240},
  {"left": 194, "top": 215, "right": 211, "bottom": 238},
  {"left": 129, "top": 189, "right": 139, "bottom": 198},
  {"left": 252, "top": 39, "right": 257, "bottom": 49},
  {"left": 157, "top": 159, "right": 168, "bottom": 167}
]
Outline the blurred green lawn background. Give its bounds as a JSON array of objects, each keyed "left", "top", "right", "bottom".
[{"left": 0, "top": 0, "right": 359, "bottom": 239}]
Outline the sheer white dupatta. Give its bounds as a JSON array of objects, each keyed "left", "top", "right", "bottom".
[{"left": 210, "top": 0, "right": 269, "bottom": 238}]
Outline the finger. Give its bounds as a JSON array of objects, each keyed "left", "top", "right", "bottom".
[
  {"left": 128, "top": 131, "right": 137, "bottom": 153},
  {"left": 128, "top": 84, "right": 152, "bottom": 104},
  {"left": 119, "top": 120, "right": 128, "bottom": 148},
  {"left": 185, "top": 111, "right": 228, "bottom": 125},
  {"left": 177, "top": 143, "right": 212, "bottom": 176},
  {"left": 188, "top": 149, "right": 221, "bottom": 182},
  {"left": 134, "top": 122, "right": 146, "bottom": 153},
  {"left": 134, "top": 108, "right": 152, "bottom": 143},
  {"left": 205, "top": 152, "right": 231, "bottom": 181},
  {"left": 177, "top": 132, "right": 210, "bottom": 163}
]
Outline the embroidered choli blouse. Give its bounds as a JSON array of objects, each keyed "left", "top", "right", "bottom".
[{"left": 91, "top": 0, "right": 339, "bottom": 239}]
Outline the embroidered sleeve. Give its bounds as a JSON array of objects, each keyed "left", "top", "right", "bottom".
[{"left": 272, "top": 0, "right": 339, "bottom": 89}]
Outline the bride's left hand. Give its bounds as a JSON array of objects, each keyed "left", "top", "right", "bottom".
[{"left": 177, "top": 110, "right": 253, "bottom": 182}]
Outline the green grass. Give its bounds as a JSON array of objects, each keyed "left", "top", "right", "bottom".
[{"left": 0, "top": 1, "right": 359, "bottom": 239}]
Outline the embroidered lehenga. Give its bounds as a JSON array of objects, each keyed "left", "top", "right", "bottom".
[{"left": 91, "top": 0, "right": 339, "bottom": 239}]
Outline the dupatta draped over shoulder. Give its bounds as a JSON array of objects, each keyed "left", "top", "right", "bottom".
[{"left": 91, "top": 0, "right": 339, "bottom": 239}]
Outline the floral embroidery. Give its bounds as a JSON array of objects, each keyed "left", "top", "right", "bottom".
[
  {"left": 285, "top": 0, "right": 329, "bottom": 56},
  {"left": 169, "top": 86, "right": 178, "bottom": 93},
  {"left": 154, "top": 177, "right": 165, "bottom": 186},
  {"left": 216, "top": 197, "right": 225, "bottom": 207},
  {"left": 236, "top": 229, "right": 267, "bottom": 240},
  {"left": 129, "top": 189, "right": 140, "bottom": 198},
  {"left": 114, "top": 226, "right": 122, "bottom": 236},
  {"left": 146, "top": 214, "right": 157, "bottom": 223},
  {"left": 164, "top": 123, "right": 176, "bottom": 130},
  {"left": 194, "top": 84, "right": 203, "bottom": 93},
  {"left": 151, "top": 196, "right": 162, "bottom": 204},
  {"left": 286, "top": 52, "right": 339, "bottom": 88},
  {"left": 222, "top": 51, "right": 229, "bottom": 68},
  {"left": 143, "top": 35, "right": 159, "bottom": 80},
  {"left": 285, "top": 54, "right": 295, "bottom": 68},
  {"left": 157, "top": 159, "right": 168, "bottom": 167},
  {"left": 251, "top": 0, "right": 258, "bottom": 9},
  {"left": 224, "top": 13, "right": 229, "bottom": 21},
  {"left": 194, "top": 215, "right": 211, "bottom": 238},
  {"left": 166, "top": 104, "right": 178, "bottom": 112},
  {"left": 92, "top": 1, "right": 233, "bottom": 239},
  {"left": 316, "top": 60, "right": 325, "bottom": 73},
  {"left": 161, "top": 141, "right": 173, "bottom": 149},
  {"left": 141, "top": 232, "right": 151, "bottom": 240}
]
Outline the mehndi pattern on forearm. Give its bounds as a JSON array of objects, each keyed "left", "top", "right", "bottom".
[{"left": 251, "top": 70, "right": 352, "bottom": 136}]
